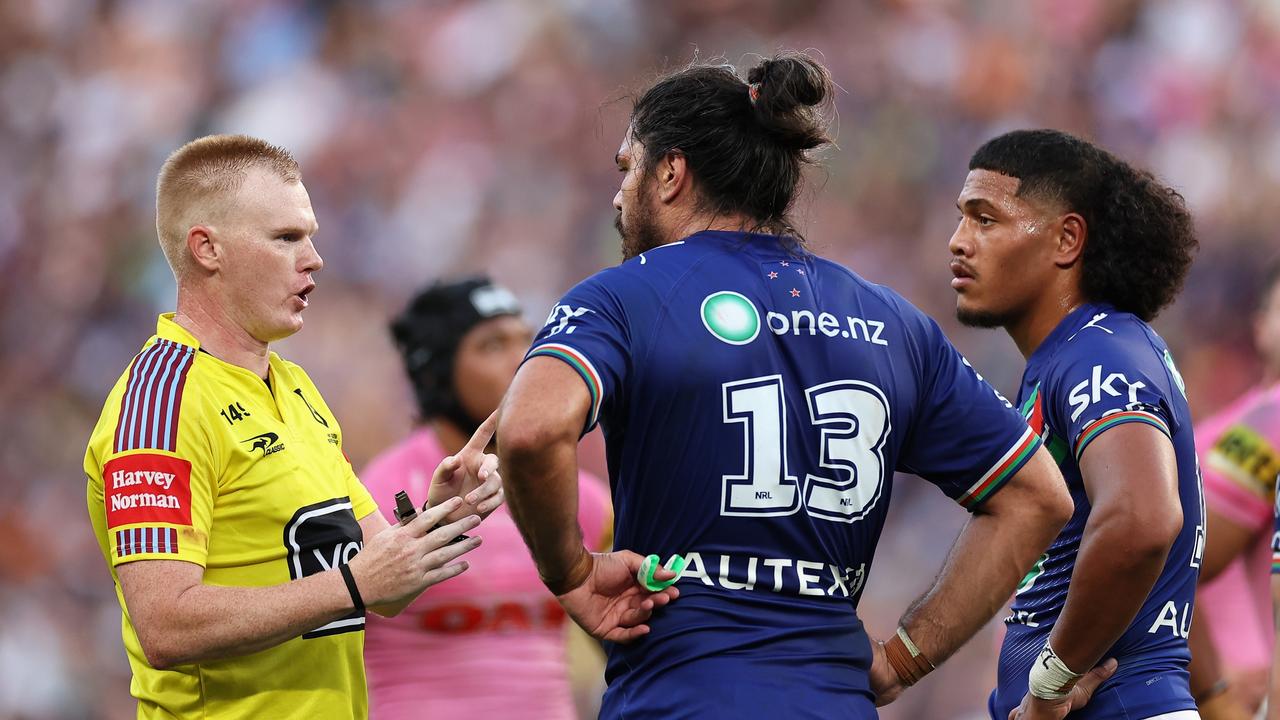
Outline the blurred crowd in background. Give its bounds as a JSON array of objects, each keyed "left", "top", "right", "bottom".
[{"left": 1, "top": 0, "right": 1278, "bottom": 717}]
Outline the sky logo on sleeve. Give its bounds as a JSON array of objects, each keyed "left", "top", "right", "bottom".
[
  {"left": 543, "top": 304, "right": 594, "bottom": 337},
  {"left": 1067, "top": 365, "right": 1147, "bottom": 422}
]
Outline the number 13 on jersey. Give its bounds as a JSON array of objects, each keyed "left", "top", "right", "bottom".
[{"left": 722, "top": 374, "right": 891, "bottom": 522}]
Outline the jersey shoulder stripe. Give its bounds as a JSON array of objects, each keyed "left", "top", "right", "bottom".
[
  {"left": 1073, "top": 409, "right": 1171, "bottom": 461},
  {"left": 958, "top": 425, "right": 1040, "bottom": 509},
  {"left": 527, "top": 342, "right": 604, "bottom": 431},
  {"left": 113, "top": 339, "right": 196, "bottom": 454}
]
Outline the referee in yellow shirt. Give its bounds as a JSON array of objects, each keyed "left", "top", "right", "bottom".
[{"left": 84, "top": 135, "right": 503, "bottom": 719}]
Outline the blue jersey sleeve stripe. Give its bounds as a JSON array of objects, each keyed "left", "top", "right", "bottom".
[
  {"left": 526, "top": 343, "right": 604, "bottom": 433},
  {"left": 958, "top": 426, "right": 1040, "bottom": 510},
  {"left": 1073, "top": 410, "right": 1171, "bottom": 462}
]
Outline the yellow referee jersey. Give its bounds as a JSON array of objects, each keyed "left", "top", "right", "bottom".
[{"left": 85, "top": 314, "right": 378, "bottom": 719}]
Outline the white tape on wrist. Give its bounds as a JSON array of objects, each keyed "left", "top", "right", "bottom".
[
  {"left": 1027, "top": 642, "right": 1085, "bottom": 700},
  {"left": 896, "top": 627, "right": 928, "bottom": 662}
]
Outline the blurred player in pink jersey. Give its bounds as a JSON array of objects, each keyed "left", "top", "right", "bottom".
[
  {"left": 362, "top": 277, "right": 612, "bottom": 720},
  {"left": 1190, "top": 261, "right": 1280, "bottom": 719}
]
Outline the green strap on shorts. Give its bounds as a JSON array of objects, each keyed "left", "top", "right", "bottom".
[{"left": 636, "top": 553, "right": 686, "bottom": 591}]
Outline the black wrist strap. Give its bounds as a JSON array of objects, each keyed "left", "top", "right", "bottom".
[{"left": 338, "top": 562, "right": 365, "bottom": 614}]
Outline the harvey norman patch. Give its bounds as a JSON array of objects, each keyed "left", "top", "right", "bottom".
[{"left": 103, "top": 453, "right": 193, "bottom": 528}]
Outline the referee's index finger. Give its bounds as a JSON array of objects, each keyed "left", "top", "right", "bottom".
[
  {"left": 406, "top": 497, "right": 462, "bottom": 536},
  {"left": 462, "top": 410, "right": 498, "bottom": 454}
]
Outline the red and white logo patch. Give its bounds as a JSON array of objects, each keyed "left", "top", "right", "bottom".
[{"left": 104, "top": 453, "right": 192, "bottom": 528}]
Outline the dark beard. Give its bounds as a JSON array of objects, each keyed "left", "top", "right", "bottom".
[
  {"left": 616, "top": 183, "right": 664, "bottom": 261},
  {"left": 956, "top": 306, "right": 1015, "bottom": 328}
]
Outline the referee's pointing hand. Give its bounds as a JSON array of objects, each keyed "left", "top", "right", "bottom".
[{"left": 429, "top": 410, "right": 504, "bottom": 522}]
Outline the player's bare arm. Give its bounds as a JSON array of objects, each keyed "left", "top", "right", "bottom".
[
  {"left": 1193, "top": 620, "right": 1258, "bottom": 720},
  {"left": 1007, "top": 424, "right": 1180, "bottom": 719},
  {"left": 1007, "top": 422, "right": 1180, "bottom": 719},
  {"left": 871, "top": 446, "right": 1072, "bottom": 704},
  {"left": 1188, "top": 615, "right": 1241, "bottom": 720},
  {"left": 1049, "top": 423, "right": 1181, "bottom": 669},
  {"left": 498, "top": 358, "right": 591, "bottom": 589},
  {"left": 117, "top": 498, "right": 480, "bottom": 668},
  {"left": 1198, "top": 507, "right": 1262, "bottom": 585},
  {"left": 498, "top": 356, "right": 677, "bottom": 643}
]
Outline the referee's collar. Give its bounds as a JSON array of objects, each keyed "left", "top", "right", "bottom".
[{"left": 155, "top": 313, "right": 201, "bottom": 350}]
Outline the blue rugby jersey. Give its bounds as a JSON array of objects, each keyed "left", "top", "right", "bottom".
[
  {"left": 991, "top": 303, "right": 1202, "bottom": 720},
  {"left": 526, "top": 231, "right": 1041, "bottom": 718}
]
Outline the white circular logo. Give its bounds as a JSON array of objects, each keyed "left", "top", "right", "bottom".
[{"left": 701, "top": 291, "right": 760, "bottom": 345}]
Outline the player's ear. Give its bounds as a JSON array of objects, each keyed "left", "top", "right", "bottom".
[
  {"left": 1055, "top": 212, "right": 1086, "bottom": 268},
  {"left": 656, "top": 150, "right": 689, "bottom": 204},
  {"left": 187, "top": 225, "right": 221, "bottom": 272}
]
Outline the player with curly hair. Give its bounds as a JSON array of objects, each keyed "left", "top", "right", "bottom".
[{"left": 949, "top": 129, "right": 1201, "bottom": 720}]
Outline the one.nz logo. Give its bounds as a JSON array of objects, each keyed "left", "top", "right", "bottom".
[
  {"left": 284, "top": 497, "right": 365, "bottom": 638},
  {"left": 243, "top": 432, "right": 285, "bottom": 457}
]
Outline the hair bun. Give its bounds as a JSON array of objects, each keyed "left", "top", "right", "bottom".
[{"left": 746, "top": 52, "right": 833, "bottom": 151}]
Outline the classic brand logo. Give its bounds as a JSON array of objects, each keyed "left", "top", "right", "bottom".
[
  {"left": 701, "top": 291, "right": 761, "bottom": 345},
  {"left": 243, "top": 432, "right": 285, "bottom": 456},
  {"left": 103, "top": 453, "right": 192, "bottom": 528}
]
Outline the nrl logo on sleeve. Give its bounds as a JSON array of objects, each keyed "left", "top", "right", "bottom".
[{"left": 242, "top": 432, "right": 285, "bottom": 456}]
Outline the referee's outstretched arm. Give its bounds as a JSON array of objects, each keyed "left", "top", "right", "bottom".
[
  {"left": 118, "top": 499, "right": 479, "bottom": 669},
  {"left": 119, "top": 499, "right": 481, "bottom": 666}
]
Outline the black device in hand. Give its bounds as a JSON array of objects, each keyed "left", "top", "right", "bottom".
[
  {"left": 393, "top": 490, "right": 417, "bottom": 525},
  {"left": 393, "top": 489, "right": 469, "bottom": 544}
]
